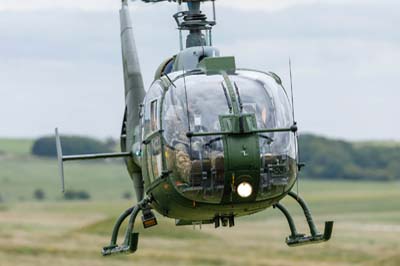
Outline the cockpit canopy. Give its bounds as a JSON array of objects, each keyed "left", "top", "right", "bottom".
[
  {"left": 162, "top": 70, "right": 296, "bottom": 157},
  {"left": 142, "top": 70, "right": 297, "bottom": 204}
]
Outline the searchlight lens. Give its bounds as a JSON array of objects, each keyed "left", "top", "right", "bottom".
[{"left": 237, "top": 182, "right": 252, "bottom": 198}]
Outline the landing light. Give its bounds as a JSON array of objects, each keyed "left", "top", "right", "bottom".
[{"left": 237, "top": 182, "right": 252, "bottom": 198}]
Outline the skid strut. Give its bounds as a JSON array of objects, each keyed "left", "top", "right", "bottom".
[
  {"left": 274, "top": 191, "right": 333, "bottom": 247},
  {"left": 102, "top": 198, "right": 156, "bottom": 256}
]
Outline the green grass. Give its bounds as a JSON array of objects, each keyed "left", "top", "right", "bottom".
[
  {"left": 1, "top": 195, "right": 399, "bottom": 266},
  {"left": 0, "top": 138, "right": 33, "bottom": 156},
  {"left": 1, "top": 182, "right": 399, "bottom": 266},
  {"left": 0, "top": 138, "right": 400, "bottom": 265},
  {"left": 0, "top": 157, "right": 133, "bottom": 202},
  {"left": 0, "top": 137, "right": 133, "bottom": 202},
  {"left": 78, "top": 216, "right": 210, "bottom": 239}
]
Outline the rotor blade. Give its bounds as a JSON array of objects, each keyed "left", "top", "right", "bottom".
[
  {"left": 55, "top": 128, "right": 65, "bottom": 193},
  {"left": 129, "top": 0, "right": 216, "bottom": 3}
]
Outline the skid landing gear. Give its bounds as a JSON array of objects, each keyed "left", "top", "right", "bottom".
[
  {"left": 274, "top": 191, "right": 334, "bottom": 247},
  {"left": 102, "top": 198, "right": 157, "bottom": 256}
]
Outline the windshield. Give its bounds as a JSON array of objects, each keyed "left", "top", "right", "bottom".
[
  {"left": 161, "top": 71, "right": 297, "bottom": 203},
  {"left": 235, "top": 70, "right": 297, "bottom": 200},
  {"left": 163, "top": 74, "right": 229, "bottom": 203},
  {"left": 163, "top": 74, "right": 230, "bottom": 138},
  {"left": 234, "top": 70, "right": 296, "bottom": 159}
]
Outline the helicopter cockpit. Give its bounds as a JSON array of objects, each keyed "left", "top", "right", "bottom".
[{"left": 142, "top": 69, "right": 297, "bottom": 204}]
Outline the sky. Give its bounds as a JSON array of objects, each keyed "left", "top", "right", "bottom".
[{"left": 0, "top": 0, "right": 399, "bottom": 141}]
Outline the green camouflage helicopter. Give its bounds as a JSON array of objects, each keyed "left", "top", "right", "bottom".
[{"left": 55, "top": 0, "right": 333, "bottom": 256}]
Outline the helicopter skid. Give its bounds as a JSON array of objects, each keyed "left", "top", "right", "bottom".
[
  {"left": 274, "top": 191, "right": 334, "bottom": 247},
  {"left": 102, "top": 233, "right": 139, "bottom": 256},
  {"left": 102, "top": 198, "right": 153, "bottom": 256},
  {"left": 286, "top": 221, "right": 334, "bottom": 247}
]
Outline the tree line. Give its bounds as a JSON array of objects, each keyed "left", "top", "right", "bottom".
[
  {"left": 299, "top": 134, "right": 400, "bottom": 181},
  {"left": 31, "top": 134, "right": 400, "bottom": 181},
  {"left": 31, "top": 136, "right": 116, "bottom": 157}
]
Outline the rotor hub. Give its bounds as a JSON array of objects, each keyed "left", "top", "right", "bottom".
[{"left": 136, "top": 0, "right": 217, "bottom": 48}]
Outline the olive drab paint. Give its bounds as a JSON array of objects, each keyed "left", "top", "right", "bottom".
[{"left": 55, "top": 0, "right": 334, "bottom": 256}]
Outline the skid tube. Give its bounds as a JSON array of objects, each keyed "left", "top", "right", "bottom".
[
  {"left": 274, "top": 191, "right": 334, "bottom": 247},
  {"left": 102, "top": 198, "right": 153, "bottom": 256}
]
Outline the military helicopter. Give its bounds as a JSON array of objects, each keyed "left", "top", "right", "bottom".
[{"left": 55, "top": 0, "right": 333, "bottom": 256}]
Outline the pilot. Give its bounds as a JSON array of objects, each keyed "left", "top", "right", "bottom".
[
  {"left": 175, "top": 144, "right": 192, "bottom": 183},
  {"left": 164, "top": 104, "right": 192, "bottom": 184}
]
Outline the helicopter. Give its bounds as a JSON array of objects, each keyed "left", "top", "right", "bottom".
[{"left": 55, "top": 0, "right": 333, "bottom": 256}]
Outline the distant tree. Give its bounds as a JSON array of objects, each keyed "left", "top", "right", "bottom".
[
  {"left": 33, "top": 189, "right": 45, "bottom": 201},
  {"left": 122, "top": 191, "right": 132, "bottom": 200},
  {"left": 105, "top": 137, "right": 118, "bottom": 151},
  {"left": 31, "top": 136, "right": 113, "bottom": 158},
  {"left": 63, "top": 190, "right": 91, "bottom": 201},
  {"left": 299, "top": 134, "right": 400, "bottom": 181},
  {"left": 76, "top": 191, "right": 91, "bottom": 200},
  {"left": 0, "top": 194, "right": 4, "bottom": 203},
  {"left": 63, "top": 191, "right": 75, "bottom": 200}
]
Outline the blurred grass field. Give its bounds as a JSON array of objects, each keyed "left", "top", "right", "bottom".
[{"left": 0, "top": 139, "right": 400, "bottom": 266}]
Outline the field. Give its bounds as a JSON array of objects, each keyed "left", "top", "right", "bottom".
[{"left": 1, "top": 139, "right": 400, "bottom": 266}]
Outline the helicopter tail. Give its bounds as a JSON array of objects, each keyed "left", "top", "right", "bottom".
[{"left": 119, "top": 0, "right": 147, "bottom": 201}]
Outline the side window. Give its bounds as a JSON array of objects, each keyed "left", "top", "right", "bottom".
[
  {"left": 139, "top": 104, "right": 144, "bottom": 142},
  {"left": 150, "top": 99, "right": 158, "bottom": 132},
  {"left": 143, "top": 104, "right": 151, "bottom": 138},
  {"left": 151, "top": 136, "right": 162, "bottom": 180},
  {"left": 143, "top": 98, "right": 159, "bottom": 138},
  {"left": 142, "top": 82, "right": 164, "bottom": 183},
  {"left": 142, "top": 81, "right": 163, "bottom": 138}
]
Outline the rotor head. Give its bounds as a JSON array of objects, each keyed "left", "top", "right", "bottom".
[
  {"left": 126, "top": 0, "right": 217, "bottom": 49},
  {"left": 127, "top": 0, "right": 215, "bottom": 3}
]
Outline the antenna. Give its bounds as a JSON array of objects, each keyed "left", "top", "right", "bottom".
[
  {"left": 182, "top": 68, "right": 191, "bottom": 133},
  {"left": 182, "top": 67, "right": 194, "bottom": 166},
  {"left": 289, "top": 58, "right": 301, "bottom": 197},
  {"left": 289, "top": 58, "right": 296, "bottom": 123}
]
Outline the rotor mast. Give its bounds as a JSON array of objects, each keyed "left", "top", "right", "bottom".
[
  {"left": 186, "top": 2, "right": 205, "bottom": 47},
  {"left": 175, "top": 0, "right": 216, "bottom": 48},
  {"left": 138, "top": 0, "right": 216, "bottom": 49}
]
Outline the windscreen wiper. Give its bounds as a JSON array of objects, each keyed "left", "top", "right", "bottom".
[
  {"left": 234, "top": 82, "right": 244, "bottom": 113},
  {"left": 221, "top": 82, "right": 233, "bottom": 113}
]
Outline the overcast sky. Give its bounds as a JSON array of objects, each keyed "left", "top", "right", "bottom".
[{"left": 0, "top": 0, "right": 399, "bottom": 141}]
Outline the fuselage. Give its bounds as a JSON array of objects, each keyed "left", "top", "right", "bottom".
[{"left": 123, "top": 47, "right": 298, "bottom": 224}]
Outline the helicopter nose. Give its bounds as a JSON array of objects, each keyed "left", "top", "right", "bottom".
[{"left": 221, "top": 134, "right": 261, "bottom": 203}]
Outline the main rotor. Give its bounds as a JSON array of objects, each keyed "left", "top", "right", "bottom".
[{"left": 127, "top": 0, "right": 217, "bottom": 49}]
